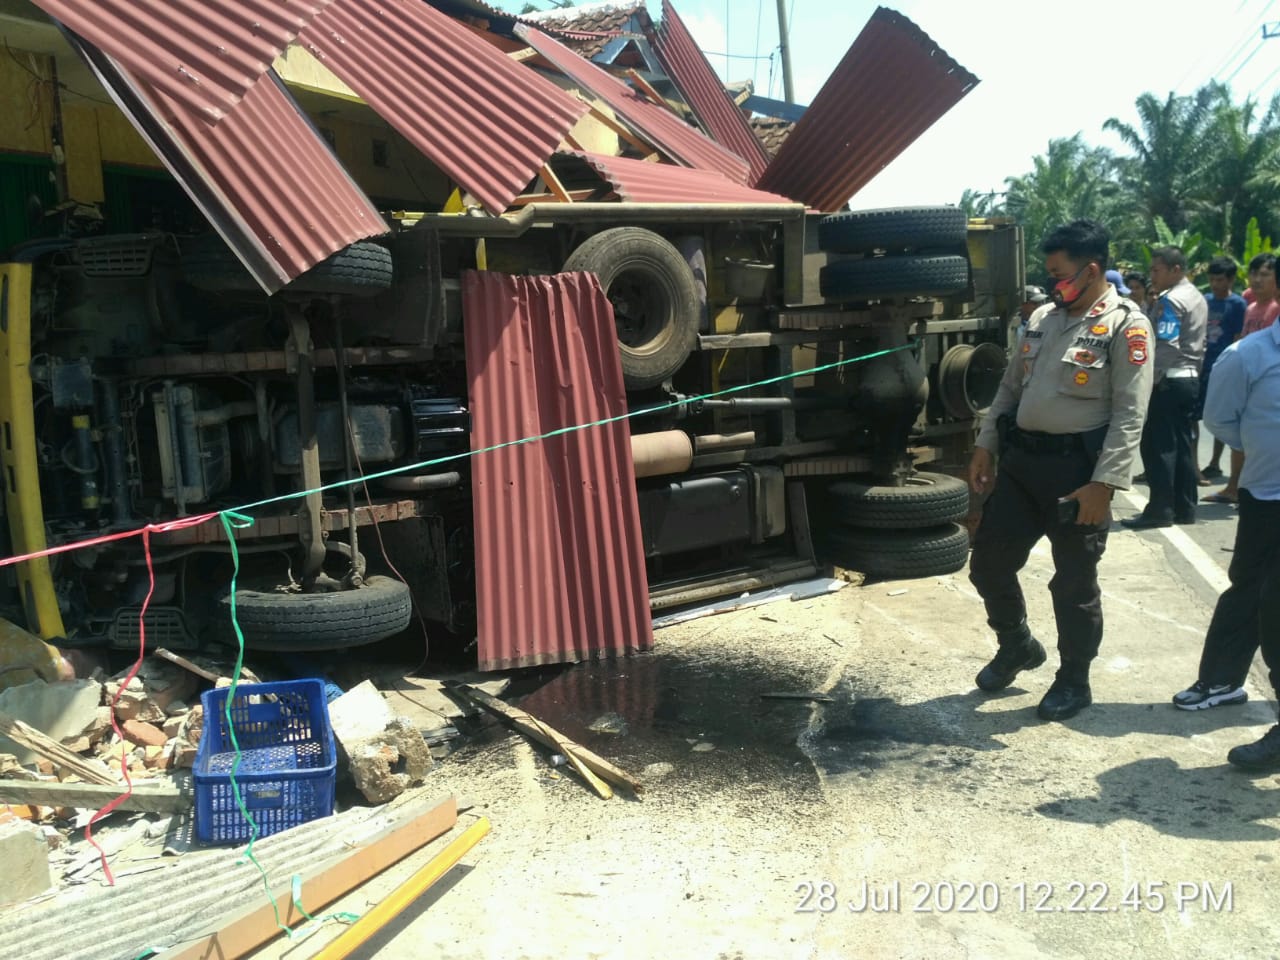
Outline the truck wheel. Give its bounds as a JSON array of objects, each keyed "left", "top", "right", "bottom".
[
  {"left": 217, "top": 575, "right": 413, "bottom": 650},
  {"left": 819, "top": 254, "right": 969, "bottom": 301},
  {"left": 563, "top": 227, "right": 699, "bottom": 391},
  {"left": 820, "top": 523, "right": 970, "bottom": 579},
  {"left": 820, "top": 471, "right": 970, "bottom": 529},
  {"left": 183, "top": 235, "right": 393, "bottom": 297},
  {"left": 818, "top": 206, "right": 967, "bottom": 255}
]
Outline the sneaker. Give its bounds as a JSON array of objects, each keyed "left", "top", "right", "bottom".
[
  {"left": 1172, "top": 681, "right": 1248, "bottom": 711},
  {"left": 1227, "top": 725, "right": 1280, "bottom": 771}
]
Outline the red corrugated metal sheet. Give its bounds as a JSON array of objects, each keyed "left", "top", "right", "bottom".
[
  {"left": 32, "top": 0, "right": 333, "bottom": 124},
  {"left": 572, "top": 151, "right": 799, "bottom": 206},
  {"left": 756, "top": 6, "right": 979, "bottom": 211},
  {"left": 74, "top": 40, "right": 383, "bottom": 293},
  {"left": 463, "top": 270, "right": 653, "bottom": 671},
  {"left": 515, "top": 24, "right": 752, "bottom": 185},
  {"left": 301, "top": 0, "right": 588, "bottom": 216},
  {"left": 652, "top": 0, "right": 770, "bottom": 184}
]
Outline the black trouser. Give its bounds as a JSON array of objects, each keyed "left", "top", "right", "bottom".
[
  {"left": 1197, "top": 491, "right": 1280, "bottom": 698},
  {"left": 969, "top": 444, "right": 1109, "bottom": 669},
  {"left": 1140, "top": 376, "right": 1199, "bottom": 521}
]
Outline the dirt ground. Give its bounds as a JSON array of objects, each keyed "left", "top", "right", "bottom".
[{"left": 253, "top": 506, "right": 1280, "bottom": 960}]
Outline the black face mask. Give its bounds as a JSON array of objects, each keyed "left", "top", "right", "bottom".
[{"left": 1049, "top": 265, "right": 1092, "bottom": 308}]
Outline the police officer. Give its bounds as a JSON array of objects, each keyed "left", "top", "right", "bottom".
[
  {"left": 968, "top": 220, "right": 1154, "bottom": 721},
  {"left": 1123, "top": 246, "right": 1208, "bottom": 528}
]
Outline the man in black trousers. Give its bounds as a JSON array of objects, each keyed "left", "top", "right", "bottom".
[
  {"left": 968, "top": 220, "right": 1154, "bottom": 721},
  {"left": 1123, "top": 247, "right": 1207, "bottom": 528}
]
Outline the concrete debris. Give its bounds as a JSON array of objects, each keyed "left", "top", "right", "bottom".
[
  {"left": 330, "top": 681, "right": 433, "bottom": 804},
  {"left": 0, "top": 680, "right": 104, "bottom": 764},
  {"left": 587, "top": 712, "right": 629, "bottom": 735},
  {"left": 346, "top": 717, "right": 434, "bottom": 805},
  {"left": 0, "top": 817, "right": 53, "bottom": 904},
  {"left": 105, "top": 677, "right": 165, "bottom": 724}
]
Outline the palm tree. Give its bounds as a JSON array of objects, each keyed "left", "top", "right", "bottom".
[
  {"left": 1193, "top": 88, "right": 1280, "bottom": 251},
  {"left": 1104, "top": 86, "right": 1218, "bottom": 234},
  {"left": 1004, "top": 134, "right": 1121, "bottom": 281}
]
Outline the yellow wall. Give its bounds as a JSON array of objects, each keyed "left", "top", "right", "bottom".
[
  {"left": 0, "top": 46, "right": 54, "bottom": 156},
  {"left": 60, "top": 103, "right": 104, "bottom": 202}
]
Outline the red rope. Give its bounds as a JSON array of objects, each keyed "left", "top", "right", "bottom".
[
  {"left": 79, "top": 513, "right": 213, "bottom": 884},
  {"left": 0, "top": 512, "right": 220, "bottom": 569}
]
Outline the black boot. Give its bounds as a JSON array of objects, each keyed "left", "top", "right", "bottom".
[
  {"left": 1226, "top": 724, "right": 1280, "bottom": 771},
  {"left": 975, "top": 623, "right": 1047, "bottom": 692},
  {"left": 1038, "top": 662, "right": 1092, "bottom": 721}
]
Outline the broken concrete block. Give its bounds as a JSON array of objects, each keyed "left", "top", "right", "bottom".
[
  {"left": 0, "top": 679, "right": 104, "bottom": 763},
  {"left": 178, "top": 705, "right": 204, "bottom": 749},
  {"left": 329, "top": 682, "right": 432, "bottom": 804},
  {"left": 121, "top": 720, "right": 168, "bottom": 748},
  {"left": 328, "top": 681, "right": 396, "bottom": 748},
  {"left": 346, "top": 717, "right": 433, "bottom": 805},
  {"left": 106, "top": 677, "right": 167, "bottom": 724},
  {"left": 162, "top": 715, "right": 185, "bottom": 740},
  {"left": 0, "top": 818, "right": 53, "bottom": 904}
]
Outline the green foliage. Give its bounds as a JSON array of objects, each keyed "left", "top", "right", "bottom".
[{"left": 966, "top": 82, "right": 1280, "bottom": 282}]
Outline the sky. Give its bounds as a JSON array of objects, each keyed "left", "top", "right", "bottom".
[{"left": 504, "top": 0, "right": 1280, "bottom": 209}]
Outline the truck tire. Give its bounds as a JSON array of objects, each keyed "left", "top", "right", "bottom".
[
  {"left": 562, "top": 227, "right": 699, "bottom": 391},
  {"left": 822, "top": 471, "right": 970, "bottom": 529},
  {"left": 183, "top": 236, "right": 393, "bottom": 297},
  {"left": 818, "top": 206, "right": 967, "bottom": 255},
  {"left": 819, "top": 254, "right": 969, "bottom": 302},
  {"left": 217, "top": 575, "right": 413, "bottom": 651},
  {"left": 820, "top": 523, "right": 970, "bottom": 579}
]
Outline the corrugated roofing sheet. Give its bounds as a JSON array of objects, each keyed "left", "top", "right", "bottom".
[
  {"left": 31, "top": 0, "right": 334, "bottom": 125},
  {"left": 652, "top": 0, "right": 770, "bottom": 184},
  {"left": 73, "top": 39, "right": 383, "bottom": 293},
  {"left": 569, "top": 152, "right": 799, "bottom": 206},
  {"left": 515, "top": 24, "right": 752, "bottom": 185},
  {"left": 463, "top": 270, "right": 653, "bottom": 671},
  {"left": 756, "top": 6, "right": 978, "bottom": 211},
  {"left": 301, "top": 0, "right": 588, "bottom": 216}
]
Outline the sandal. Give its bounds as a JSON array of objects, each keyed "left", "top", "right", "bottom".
[{"left": 1201, "top": 491, "right": 1238, "bottom": 504}]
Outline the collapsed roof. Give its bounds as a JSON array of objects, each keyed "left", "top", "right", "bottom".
[{"left": 30, "top": 0, "right": 978, "bottom": 292}]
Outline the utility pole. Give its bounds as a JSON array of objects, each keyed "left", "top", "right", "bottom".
[{"left": 775, "top": 0, "right": 795, "bottom": 104}]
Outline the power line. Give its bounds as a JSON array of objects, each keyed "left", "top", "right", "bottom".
[
  {"left": 1250, "top": 59, "right": 1280, "bottom": 98},
  {"left": 1211, "top": 0, "right": 1279, "bottom": 82},
  {"left": 752, "top": 0, "right": 763, "bottom": 91},
  {"left": 1225, "top": 39, "right": 1266, "bottom": 86}
]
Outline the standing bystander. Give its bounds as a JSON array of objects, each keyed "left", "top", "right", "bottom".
[
  {"left": 1170, "top": 306, "right": 1280, "bottom": 770},
  {"left": 1123, "top": 247, "right": 1207, "bottom": 528},
  {"left": 1205, "top": 252, "right": 1280, "bottom": 504},
  {"left": 1198, "top": 257, "right": 1246, "bottom": 482}
]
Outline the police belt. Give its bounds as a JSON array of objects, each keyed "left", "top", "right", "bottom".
[{"left": 1006, "top": 425, "right": 1087, "bottom": 457}]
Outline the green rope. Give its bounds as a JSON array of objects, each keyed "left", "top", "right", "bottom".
[
  {"left": 222, "top": 341, "right": 915, "bottom": 517},
  {"left": 218, "top": 510, "right": 293, "bottom": 938}
]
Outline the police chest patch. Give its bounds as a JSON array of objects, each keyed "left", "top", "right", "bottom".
[
  {"left": 1089, "top": 323, "right": 1109, "bottom": 336},
  {"left": 1074, "top": 370, "right": 1090, "bottom": 386},
  {"left": 1073, "top": 349, "right": 1097, "bottom": 365},
  {"left": 1022, "top": 342, "right": 1032, "bottom": 354},
  {"left": 1125, "top": 328, "right": 1148, "bottom": 339},
  {"left": 1089, "top": 302, "right": 1108, "bottom": 317}
]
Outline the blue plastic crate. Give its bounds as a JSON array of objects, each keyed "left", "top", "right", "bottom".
[{"left": 194, "top": 679, "right": 336, "bottom": 845}]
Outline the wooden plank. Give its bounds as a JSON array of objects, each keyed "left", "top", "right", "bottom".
[
  {"left": 538, "top": 165, "right": 573, "bottom": 204},
  {"left": 153, "top": 647, "right": 220, "bottom": 683},
  {"left": 168, "top": 795, "right": 459, "bottom": 960},
  {"left": 507, "top": 46, "right": 538, "bottom": 61},
  {"left": 309, "top": 818, "right": 490, "bottom": 960},
  {"left": 585, "top": 103, "right": 657, "bottom": 157},
  {"left": 0, "top": 777, "right": 192, "bottom": 814},
  {"left": 0, "top": 709, "right": 117, "bottom": 786},
  {"left": 626, "top": 69, "right": 678, "bottom": 116},
  {"left": 446, "top": 683, "right": 643, "bottom": 796}
]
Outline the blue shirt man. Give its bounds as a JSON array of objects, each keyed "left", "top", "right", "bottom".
[
  {"left": 1204, "top": 290, "right": 1246, "bottom": 372},
  {"left": 1174, "top": 314, "right": 1280, "bottom": 772},
  {"left": 1204, "top": 316, "right": 1280, "bottom": 500}
]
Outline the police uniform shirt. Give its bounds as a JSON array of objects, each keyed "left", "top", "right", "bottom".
[
  {"left": 1152, "top": 276, "right": 1208, "bottom": 380},
  {"left": 977, "top": 284, "right": 1156, "bottom": 489}
]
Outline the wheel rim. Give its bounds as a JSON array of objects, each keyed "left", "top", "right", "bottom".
[{"left": 609, "top": 267, "right": 672, "bottom": 356}]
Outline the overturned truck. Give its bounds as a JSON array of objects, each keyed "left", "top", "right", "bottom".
[{"left": 0, "top": 1, "right": 1019, "bottom": 670}]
